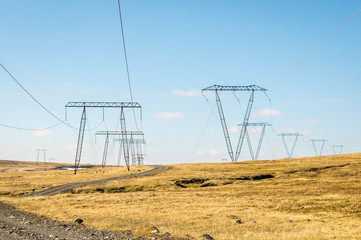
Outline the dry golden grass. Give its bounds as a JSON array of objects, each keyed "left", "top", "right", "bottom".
[
  {"left": 1, "top": 154, "right": 361, "bottom": 239},
  {"left": 0, "top": 160, "right": 151, "bottom": 196}
]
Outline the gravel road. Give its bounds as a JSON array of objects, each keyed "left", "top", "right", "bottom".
[
  {"left": 24, "top": 165, "right": 171, "bottom": 197},
  {"left": 0, "top": 165, "right": 194, "bottom": 239}
]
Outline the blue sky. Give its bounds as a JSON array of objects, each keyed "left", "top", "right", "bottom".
[{"left": 0, "top": 0, "right": 360, "bottom": 165}]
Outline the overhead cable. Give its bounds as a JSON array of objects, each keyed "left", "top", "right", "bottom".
[
  {"left": 0, "top": 122, "right": 62, "bottom": 131},
  {"left": 269, "top": 6, "right": 361, "bottom": 84},
  {"left": 0, "top": 63, "right": 75, "bottom": 129},
  {"left": 117, "top": 0, "right": 140, "bottom": 131}
]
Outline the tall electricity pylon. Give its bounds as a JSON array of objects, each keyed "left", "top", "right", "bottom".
[
  {"left": 65, "top": 102, "right": 141, "bottom": 174},
  {"left": 114, "top": 137, "right": 146, "bottom": 166},
  {"left": 238, "top": 122, "right": 271, "bottom": 160},
  {"left": 310, "top": 139, "right": 327, "bottom": 156},
  {"left": 202, "top": 85, "right": 267, "bottom": 162},
  {"left": 278, "top": 133, "right": 302, "bottom": 158},
  {"left": 330, "top": 145, "right": 344, "bottom": 155},
  {"left": 36, "top": 149, "right": 46, "bottom": 165},
  {"left": 96, "top": 130, "right": 144, "bottom": 169}
]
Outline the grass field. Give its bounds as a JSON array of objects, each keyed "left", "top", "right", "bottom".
[{"left": 1, "top": 154, "right": 360, "bottom": 239}]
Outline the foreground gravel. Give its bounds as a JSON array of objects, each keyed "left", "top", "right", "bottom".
[
  {"left": 0, "top": 201, "right": 194, "bottom": 240},
  {"left": 1, "top": 165, "right": 194, "bottom": 239}
]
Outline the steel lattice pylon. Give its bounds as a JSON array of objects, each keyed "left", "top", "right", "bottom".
[
  {"left": 202, "top": 85, "right": 267, "bottom": 162},
  {"left": 238, "top": 122, "right": 271, "bottom": 160},
  {"left": 330, "top": 145, "right": 345, "bottom": 155},
  {"left": 36, "top": 149, "right": 47, "bottom": 166},
  {"left": 278, "top": 133, "right": 302, "bottom": 158},
  {"left": 96, "top": 130, "right": 144, "bottom": 168},
  {"left": 65, "top": 102, "right": 141, "bottom": 174},
  {"left": 114, "top": 138, "right": 146, "bottom": 166},
  {"left": 310, "top": 139, "right": 327, "bottom": 156}
]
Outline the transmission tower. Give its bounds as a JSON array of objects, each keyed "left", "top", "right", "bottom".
[
  {"left": 238, "top": 122, "right": 271, "bottom": 160},
  {"left": 202, "top": 85, "right": 267, "bottom": 162},
  {"left": 65, "top": 102, "right": 141, "bottom": 174},
  {"left": 36, "top": 149, "right": 46, "bottom": 165},
  {"left": 310, "top": 139, "right": 327, "bottom": 156},
  {"left": 96, "top": 130, "right": 144, "bottom": 168},
  {"left": 278, "top": 133, "right": 302, "bottom": 158},
  {"left": 330, "top": 145, "right": 345, "bottom": 155},
  {"left": 114, "top": 137, "right": 146, "bottom": 166}
]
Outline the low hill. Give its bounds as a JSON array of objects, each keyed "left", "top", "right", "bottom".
[{"left": 1, "top": 154, "right": 360, "bottom": 239}]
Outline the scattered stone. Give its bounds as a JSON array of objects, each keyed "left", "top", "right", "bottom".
[
  {"left": 10, "top": 215, "right": 16, "bottom": 219},
  {"left": 163, "top": 232, "right": 171, "bottom": 238},
  {"left": 74, "top": 218, "right": 83, "bottom": 224},
  {"left": 236, "top": 219, "right": 242, "bottom": 224},
  {"left": 199, "top": 233, "right": 214, "bottom": 240},
  {"left": 145, "top": 226, "right": 160, "bottom": 234},
  {"left": 250, "top": 220, "right": 257, "bottom": 224}
]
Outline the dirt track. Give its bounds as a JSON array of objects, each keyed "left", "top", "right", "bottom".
[
  {"left": 23, "top": 165, "right": 171, "bottom": 198},
  {"left": 0, "top": 165, "right": 193, "bottom": 240}
]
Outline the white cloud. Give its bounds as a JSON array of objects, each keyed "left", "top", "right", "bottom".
[
  {"left": 172, "top": 89, "right": 201, "bottom": 97},
  {"left": 248, "top": 127, "right": 262, "bottom": 134},
  {"left": 228, "top": 126, "right": 240, "bottom": 133},
  {"left": 303, "top": 119, "right": 320, "bottom": 124},
  {"left": 276, "top": 126, "right": 295, "bottom": 133},
  {"left": 81, "top": 88, "right": 95, "bottom": 94},
  {"left": 317, "top": 98, "right": 343, "bottom": 103},
  {"left": 153, "top": 112, "right": 185, "bottom": 119},
  {"left": 300, "top": 130, "right": 310, "bottom": 135},
  {"left": 253, "top": 108, "right": 281, "bottom": 117},
  {"left": 32, "top": 129, "right": 53, "bottom": 137},
  {"left": 196, "top": 150, "right": 205, "bottom": 156},
  {"left": 210, "top": 149, "right": 221, "bottom": 157}
]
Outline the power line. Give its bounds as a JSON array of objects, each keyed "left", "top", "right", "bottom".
[
  {"left": 117, "top": 0, "right": 139, "bottom": 131},
  {"left": 268, "top": 6, "right": 361, "bottom": 85},
  {"left": 0, "top": 63, "right": 75, "bottom": 130},
  {"left": 0, "top": 122, "right": 62, "bottom": 131}
]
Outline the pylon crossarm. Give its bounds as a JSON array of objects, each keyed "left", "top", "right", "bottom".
[
  {"left": 96, "top": 131, "right": 144, "bottom": 136},
  {"left": 66, "top": 102, "right": 141, "bottom": 108},
  {"left": 239, "top": 122, "right": 272, "bottom": 127},
  {"left": 202, "top": 85, "right": 267, "bottom": 92}
]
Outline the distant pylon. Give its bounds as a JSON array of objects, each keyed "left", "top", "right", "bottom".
[
  {"left": 278, "top": 133, "right": 302, "bottom": 158},
  {"left": 96, "top": 130, "right": 144, "bottom": 168},
  {"left": 202, "top": 85, "right": 267, "bottom": 162},
  {"left": 238, "top": 122, "right": 271, "bottom": 160},
  {"left": 330, "top": 145, "right": 344, "bottom": 155},
  {"left": 114, "top": 137, "right": 146, "bottom": 166},
  {"left": 36, "top": 149, "right": 46, "bottom": 165},
  {"left": 65, "top": 102, "right": 142, "bottom": 174},
  {"left": 310, "top": 139, "right": 327, "bottom": 156}
]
